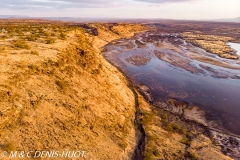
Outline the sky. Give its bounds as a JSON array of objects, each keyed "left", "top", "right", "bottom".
[{"left": 0, "top": 0, "right": 240, "bottom": 20}]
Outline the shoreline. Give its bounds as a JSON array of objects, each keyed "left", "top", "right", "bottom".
[{"left": 110, "top": 57, "right": 240, "bottom": 159}]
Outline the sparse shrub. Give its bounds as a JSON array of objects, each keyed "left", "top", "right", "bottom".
[
  {"left": 180, "top": 137, "right": 190, "bottom": 145},
  {"left": 187, "top": 131, "right": 193, "bottom": 138},
  {"left": 43, "top": 32, "right": 49, "bottom": 37},
  {"left": 46, "top": 38, "right": 55, "bottom": 44},
  {"left": 18, "top": 32, "right": 24, "bottom": 38},
  {"left": 28, "top": 64, "right": 36, "bottom": 70},
  {"left": 163, "top": 121, "right": 188, "bottom": 135},
  {"left": 179, "top": 128, "right": 187, "bottom": 135},
  {"left": 118, "top": 140, "right": 128, "bottom": 149},
  {"left": 148, "top": 135, "right": 158, "bottom": 141},
  {"left": 172, "top": 123, "right": 181, "bottom": 130},
  {"left": 27, "top": 33, "right": 37, "bottom": 41},
  {"left": 55, "top": 80, "right": 67, "bottom": 90},
  {"left": 30, "top": 50, "right": 39, "bottom": 55},
  {"left": 161, "top": 113, "right": 168, "bottom": 120},
  {"left": 4, "top": 142, "right": 15, "bottom": 152},
  {"left": 21, "top": 50, "right": 31, "bottom": 54},
  {"left": 59, "top": 32, "right": 66, "bottom": 40},
  {"left": 187, "top": 151, "right": 198, "bottom": 160},
  {"left": 0, "top": 35, "right": 8, "bottom": 39},
  {"left": 153, "top": 150, "right": 161, "bottom": 157},
  {"left": 164, "top": 122, "right": 173, "bottom": 132},
  {"left": 142, "top": 112, "right": 154, "bottom": 125},
  {"left": 144, "top": 151, "right": 153, "bottom": 160},
  {"left": 51, "top": 33, "right": 56, "bottom": 36},
  {"left": 12, "top": 40, "right": 30, "bottom": 50},
  {"left": 91, "top": 69, "right": 99, "bottom": 74},
  {"left": 0, "top": 46, "right": 6, "bottom": 51}
]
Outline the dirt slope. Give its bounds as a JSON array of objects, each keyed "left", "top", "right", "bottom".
[{"left": 0, "top": 22, "right": 147, "bottom": 159}]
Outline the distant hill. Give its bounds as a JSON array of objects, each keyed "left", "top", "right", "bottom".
[
  {"left": 233, "top": 17, "right": 240, "bottom": 22},
  {"left": 213, "top": 17, "right": 240, "bottom": 23},
  {"left": 1, "top": 15, "right": 240, "bottom": 23}
]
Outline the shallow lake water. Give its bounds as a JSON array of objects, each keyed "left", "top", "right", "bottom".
[
  {"left": 103, "top": 32, "right": 240, "bottom": 135},
  {"left": 228, "top": 42, "right": 240, "bottom": 56}
]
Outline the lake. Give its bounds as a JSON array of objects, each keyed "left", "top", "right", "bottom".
[
  {"left": 103, "top": 31, "right": 240, "bottom": 135},
  {"left": 228, "top": 42, "right": 240, "bottom": 56}
]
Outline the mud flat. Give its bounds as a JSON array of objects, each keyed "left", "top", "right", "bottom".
[
  {"left": 154, "top": 50, "right": 204, "bottom": 73},
  {"left": 126, "top": 55, "right": 151, "bottom": 66}
]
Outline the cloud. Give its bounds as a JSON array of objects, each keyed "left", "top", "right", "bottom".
[
  {"left": 0, "top": 0, "right": 198, "bottom": 10},
  {"left": 134, "top": 0, "right": 195, "bottom": 3},
  {"left": 0, "top": 0, "right": 122, "bottom": 9}
]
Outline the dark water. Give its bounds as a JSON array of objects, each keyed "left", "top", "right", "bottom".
[{"left": 103, "top": 32, "right": 240, "bottom": 135}]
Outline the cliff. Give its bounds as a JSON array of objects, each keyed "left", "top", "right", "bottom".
[{"left": 0, "top": 21, "right": 147, "bottom": 159}]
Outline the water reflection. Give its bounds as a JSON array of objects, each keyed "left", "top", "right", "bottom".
[{"left": 103, "top": 32, "right": 240, "bottom": 135}]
